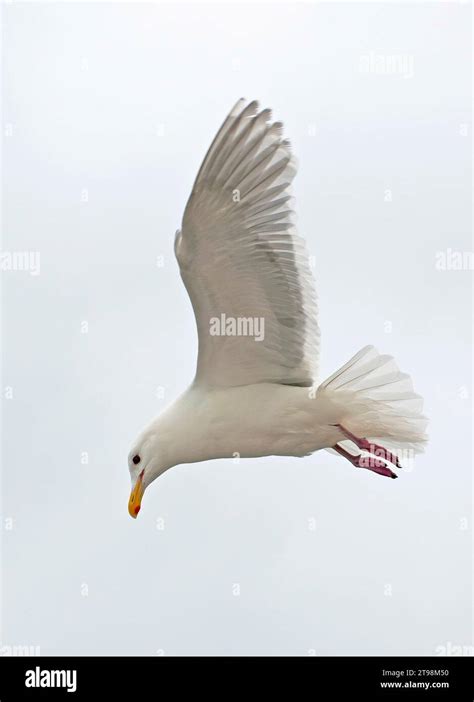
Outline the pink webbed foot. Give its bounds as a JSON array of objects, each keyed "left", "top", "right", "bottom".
[
  {"left": 336, "top": 424, "right": 403, "bottom": 469},
  {"left": 333, "top": 444, "right": 398, "bottom": 479}
]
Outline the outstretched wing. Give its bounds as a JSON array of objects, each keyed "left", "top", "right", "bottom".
[{"left": 175, "top": 99, "right": 320, "bottom": 388}]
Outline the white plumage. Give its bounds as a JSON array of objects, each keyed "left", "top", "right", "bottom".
[{"left": 127, "top": 99, "right": 427, "bottom": 518}]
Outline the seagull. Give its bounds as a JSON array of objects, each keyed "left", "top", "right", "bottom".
[{"left": 128, "top": 99, "right": 428, "bottom": 518}]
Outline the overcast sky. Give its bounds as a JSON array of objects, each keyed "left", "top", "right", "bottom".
[{"left": 1, "top": 1, "right": 472, "bottom": 655}]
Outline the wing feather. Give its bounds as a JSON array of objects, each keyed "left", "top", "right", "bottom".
[{"left": 176, "top": 99, "right": 320, "bottom": 387}]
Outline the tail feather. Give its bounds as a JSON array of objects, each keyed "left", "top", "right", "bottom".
[{"left": 318, "top": 345, "right": 428, "bottom": 457}]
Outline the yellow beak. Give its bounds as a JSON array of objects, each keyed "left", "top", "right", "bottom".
[{"left": 128, "top": 470, "right": 145, "bottom": 519}]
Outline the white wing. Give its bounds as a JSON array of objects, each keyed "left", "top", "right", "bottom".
[{"left": 175, "top": 99, "right": 320, "bottom": 388}]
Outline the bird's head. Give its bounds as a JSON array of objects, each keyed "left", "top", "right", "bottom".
[{"left": 127, "top": 429, "right": 168, "bottom": 519}]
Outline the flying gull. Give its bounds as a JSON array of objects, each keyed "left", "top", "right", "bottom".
[{"left": 128, "top": 99, "right": 427, "bottom": 518}]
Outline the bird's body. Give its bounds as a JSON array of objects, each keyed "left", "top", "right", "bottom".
[
  {"left": 127, "top": 99, "right": 428, "bottom": 517},
  {"left": 135, "top": 383, "right": 340, "bottom": 469}
]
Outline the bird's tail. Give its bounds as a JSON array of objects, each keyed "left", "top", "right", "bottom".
[{"left": 317, "top": 345, "right": 428, "bottom": 462}]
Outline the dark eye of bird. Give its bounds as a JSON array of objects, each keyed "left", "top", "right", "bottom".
[{"left": 132, "top": 455, "right": 141, "bottom": 465}]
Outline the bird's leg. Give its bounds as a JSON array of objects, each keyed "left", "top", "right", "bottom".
[
  {"left": 336, "top": 424, "right": 402, "bottom": 469},
  {"left": 332, "top": 443, "right": 398, "bottom": 479}
]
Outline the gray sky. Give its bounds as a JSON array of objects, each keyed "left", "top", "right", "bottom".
[{"left": 1, "top": 1, "right": 472, "bottom": 656}]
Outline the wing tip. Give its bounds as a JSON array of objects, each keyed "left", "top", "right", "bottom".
[{"left": 230, "top": 97, "right": 248, "bottom": 116}]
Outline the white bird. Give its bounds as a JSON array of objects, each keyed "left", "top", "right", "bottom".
[{"left": 128, "top": 99, "right": 427, "bottom": 518}]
